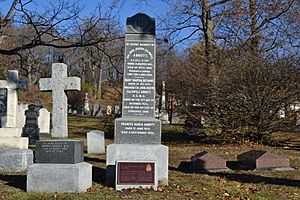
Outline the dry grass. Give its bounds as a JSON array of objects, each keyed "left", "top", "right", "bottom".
[{"left": 0, "top": 116, "right": 299, "bottom": 200}]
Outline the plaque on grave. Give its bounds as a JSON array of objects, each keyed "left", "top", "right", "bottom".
[
  {"left": 35, "top": 140, "right": 84, "bottom": 164},
  {"left": 21, "top": 104, "right": 40, "bottom": 143},
  {"left": 116, "top": 161, "right": 156, "bottom": 190}
]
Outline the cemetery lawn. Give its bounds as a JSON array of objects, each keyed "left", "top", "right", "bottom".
[{"left": 0, "top": 116, "right": 299, "bottom": 200}]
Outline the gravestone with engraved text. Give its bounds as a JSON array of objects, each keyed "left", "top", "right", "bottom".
[{"left": 106, "top": 13, "right": 168, "bottom": 190}]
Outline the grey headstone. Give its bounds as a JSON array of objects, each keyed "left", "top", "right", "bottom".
[
  {"left": 92, "top": 103, "right": 100, "bottom": 117},
  {"left": 35, "top": 140, "right": 84, "bottom": 164},
  {"left": 39, "top": 63, "right": 81, "bottom": 138},
  {"left": 106, "top": 13, "right": 168, "bottom": 188},
  {"left": 115, "top": 12, "right": 161, "bottom": 144},
  {"left": 21, "top": 104, "right": 40, "bottom": 144}
]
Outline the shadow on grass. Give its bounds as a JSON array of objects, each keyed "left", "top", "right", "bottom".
[
  {"left": 92, "top": 166, "right": 106, "bottom": 184},
  {"left": 0, "top": 174, "right": 26, "bottom": 191},
  {"left": 171, "top": 161, "right": 300, "bottom": 187},
  {"left": 212, "top": 173, "right": 300, "bottom": 187},
  {"left": 162, "top": 133, "right": 206, "bottom": 144},
  {"left": 84, "top": 157, "right": 106, "bottom": 163}
]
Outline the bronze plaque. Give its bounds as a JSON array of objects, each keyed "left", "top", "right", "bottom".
[{"left": 117, "top": 162, "right": 155, "bottom": 185}]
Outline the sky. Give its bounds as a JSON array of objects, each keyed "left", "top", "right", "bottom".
[
  {"left": 0, "top": 0, "right": 168, "bottom": 29},
  {"left": 0, "top": 0, "right": 190, "bottom": 51}
]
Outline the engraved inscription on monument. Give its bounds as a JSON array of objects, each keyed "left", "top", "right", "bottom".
[
  {"left": 41, "top": 141, "right": 70, "bottom": 153},
  {"left": 123, "top": 40, "right": 155, "bottom": 118},
  {"left": 35, "top": 140, "right": 84, "bottom": 164}
]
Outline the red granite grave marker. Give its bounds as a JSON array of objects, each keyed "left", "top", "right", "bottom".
[
  {"left": 237, "top": 150, "right": 293, "bottom": 170},
  {"left": 191, "top": 151, "right": 230, "bottom": 172}
]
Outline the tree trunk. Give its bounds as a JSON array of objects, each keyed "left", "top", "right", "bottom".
[
  {"left": 200, "top": 0, "right": 214, "bottom": 75},
  {"left": 249, "top": 0, "right": 259, "bottom": 54}
]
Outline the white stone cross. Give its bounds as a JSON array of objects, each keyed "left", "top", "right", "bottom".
[
  {"left": 39, "top": 63, "right": 81, "bottom": 138},
  {"left": 0, "top": 70, "right": 28, "bottom": 127}
]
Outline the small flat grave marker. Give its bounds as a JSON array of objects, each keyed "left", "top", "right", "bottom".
[
  {"left": 191, "top": 151, "right": 230, "bottom": 172},
  {"left": 116, "top": 161, "right": 157, "bottom": 191},
  {"left": 237, "top": 150, "right": 294, "bottom": 170}
]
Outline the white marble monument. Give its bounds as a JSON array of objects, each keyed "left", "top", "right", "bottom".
[{"left": 0, "top": 70, "right": 33, "bottom": 172}]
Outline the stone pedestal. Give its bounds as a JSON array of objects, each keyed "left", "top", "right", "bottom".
[
  {"left": 0, "top": 149, "right": 33, "bottom": 172},
  {"left": 0, "top": 128, "right": 28, "bottom": 149},
  {"left": 27, "top": 140, "right": 92, "bottom": 193},
  {"left": 27, "top": 162, "right": 92, "bottom": 193},
  {"left": 106, "top": 144, "right": 168, "bottom": 186}
]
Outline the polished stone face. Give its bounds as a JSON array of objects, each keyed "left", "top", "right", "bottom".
[
  {"left": 116, "top": 13, "right": 160, "bottom": 145},
  {"left": 39, "top": 63, "right": 81, "bottom": 138},
  {"left": 107, "top": 13, "right": 168, "bottom": 188},
  {"left": 191, "top": 151, "right": 229, "bottom": 172},
  {"left": 126, "top": 13, "right": 155, "bottom": 35},
  {"left": 122, "top": 40, "right": 156, "bottom": 118},
  {"left": 115, "top": 118, "right": 161, "bottom": 144},
  {"left": 237, "top": 150, "right": 291, "bottom": 170},
  {"left": 35, "top": 140, "right": 84, "bottom": 164}
]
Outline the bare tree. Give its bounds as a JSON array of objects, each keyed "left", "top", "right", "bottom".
[{"left": 0, "top": 0, "right": 122, "bottom": 56}]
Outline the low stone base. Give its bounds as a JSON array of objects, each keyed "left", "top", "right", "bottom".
[
  {"left": 0, "top": 137, "right": 28, "bottom": 149},
  {"left": 0, "top": 149, "right": 33, "bottom": 172},
  {"left": 27, "top": 162, "right": 92, "bottom": 193},
  {"left": 106, "top": 144, "right": 168, "bottom": 186},
  {"left": 0, "top": 127, "right": 22, "bottom": 137}
]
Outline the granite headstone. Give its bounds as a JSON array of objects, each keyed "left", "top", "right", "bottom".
[
  {"left": 35, "top": 140, "right": 84, "bottom": 164},
  {"left": 191, "top": 151, "right": 230, "bottom": 172},
  {"left": 237, "top": 150, "right": 293, "bottom": 170},
  {"left": 21, "top": 104, "right": 40, "bottom": 144},
  {"left": 106, "top": 13, "right": 168, "bottom": 189}
]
